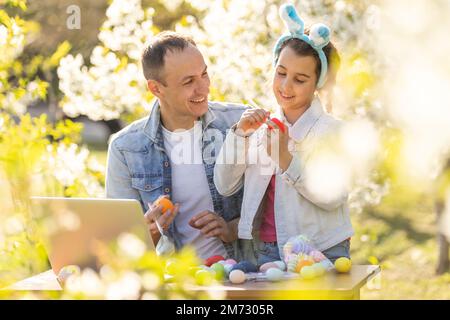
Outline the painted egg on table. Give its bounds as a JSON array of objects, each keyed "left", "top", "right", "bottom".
[
  {"left": 334, "top": 257, "right": 352, "bottom": 273},
  {"left": 188, "top": 266, "right": 203, "bottom": 276},
  {"left": 231, "top": 261, "right": 257, "bottom": 273},
  {"left": 204, "top": 255, "right": 225, "bottom": 267},
  {"left": 291, "top": 241, "right": 303, "bottom": 254},
  {"left": 223, "top": 264, "right": 234, "bottom": 275},
  {"left": 210, "top": 263, "right": 226, "bottom": 280},
  {"left": 295, "top": 259, "right": 314, "bottom": 273},
  {"left": 195, "top": 270, "right": 214, "bottom": 286},
  {"left": 311, "top": 263, "right": 326, "bottom": 276},
  {"left": 310, "top": 250, "right": 326, "bottom": 262},
  {"left": 320, "top": 259, "right": 334, "bottom": 271},
  {"left": 283, "top": 242, "right": 293, "bottom": 255},
  {"left": 273, "top": 260, "right": 286, "bottom": 271},
  {"left": 225, "top": 259, "right": 237, "bottom": 265},
  {"left": 229, "top": 270, "right": 246, "bottom": 284},
  {"left": 300, "top": 265, "right": 316, "bottom": 280},
  {"left": 259, "top": 262, "right": 280, "bottom": 272},
  {"left": 266, "top": 268, "right": 284, "bottom": 282}
]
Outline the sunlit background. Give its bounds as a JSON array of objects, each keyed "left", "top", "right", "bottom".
[{"left": 1, "top": 0, "right": 449, "bottom": 299}]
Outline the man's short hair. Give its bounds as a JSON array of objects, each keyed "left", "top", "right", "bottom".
[{"left": 141, "top": 31, "right": 197, "bottom": 84}]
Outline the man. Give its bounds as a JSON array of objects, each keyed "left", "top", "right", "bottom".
[{"left": 105, "top": 31, "right": 246, "bottom": 259}]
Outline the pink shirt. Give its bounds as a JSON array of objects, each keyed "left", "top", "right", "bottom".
[{"left": 259, "top": 175, "right": 277, "bottom": 242}]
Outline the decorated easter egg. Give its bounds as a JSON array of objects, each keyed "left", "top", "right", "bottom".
[
  {"left": 287, "top": 261, "right": 298, "bottom": 272},
  {"left": 267, "top": 117, "right": 287, "bottom": 133},
  {"left": 225, "top": 259, "right": 237, "bottom": 265},
  {"left": 301, "top": 265, "right": 316, "bottom": 280},
  {"left": 296, "top": 242, "right": 314, "bottom": 254},
  {"left": 286, "top": 253, "right": 298, "bottom": 263},
  {"left": 204, "top": 255, "right": 225, "bottom": 267},
  {"left": 310, "top": 250, "right": 326, "bottom": 262},
  {"left": 291, "top": 241, "right": 304, "bottom": 254},
  {"left": 266, "top": 268, "right": 284, "bottom": 282},
  {"left": 230, "top": 261, "right": 257, "bottom": 273},
  {"left": 311, "top": 263, "right": 326, "bottom": 276},
  {"left": 188, "top": 266, "right": 203, "bottom": 276},
  {"left": 153, "top": 196, "right": 175, "bottom": 213},
  {"left": 229, "top": 270, "right": 246, "bottom": 284},
  {"left": 223, "top": 263, "right": 234, "bottom": 275},
  {"left": 273, "top": 260, "right": 286, "bottom": 271},
  {"left": 259, "top": 262, "right": 280, "bottom": 273},
  {"left": 283, "top": 242, "right": 293, "bottom": 257},
  {"left": 296, "top": 234, "right": 311, "bottom": 243},
  {"left": 320, "top": 260, "right": 334, "bottom": 271},
  {"left": 153, "top": 196, "right": 175, "bottom": 214},
  {"left": 195, "top": 270, "right": 214, "bottom": 286},
  {"left": 335, "top": 257, "right": 352, "bottom": 273},
  {"left": 295, "top": 259, "right": 314, "bottom": 273},
  {"left": 210, "top": 263, "right": 225, "bottom": 280}
]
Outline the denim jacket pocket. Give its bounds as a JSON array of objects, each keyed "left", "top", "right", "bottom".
[
  {"left": 131, "top": 176, "right": 161, "bottom": 191},
  {"left": 131, "top": 175, "right": 163, "bottom": 207}
]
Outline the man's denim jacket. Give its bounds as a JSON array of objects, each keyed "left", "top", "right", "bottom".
[{"left": 105, "top": 99, "right": 247, "bottom": 259}]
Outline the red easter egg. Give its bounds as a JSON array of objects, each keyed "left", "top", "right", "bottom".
[
  {"left": 204, "top": 255, "right": 225, "bottom": 267},
  {"left": 268, "top": 117, "right": 287, "bottom": 133}
]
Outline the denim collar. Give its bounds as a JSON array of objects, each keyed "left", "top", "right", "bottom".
[{"left": 143, "top": 99, "right": 217, "bottom": 144}]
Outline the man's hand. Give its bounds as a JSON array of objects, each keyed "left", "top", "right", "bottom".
[
  {"left": 189, "top": 211, "right": 238, "bottom": 243},
  {"left": 144, "top": 199, "right": 179, "bottom": 246}
]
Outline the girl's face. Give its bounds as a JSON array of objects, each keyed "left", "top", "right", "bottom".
[{"left": 272, "top": 45, "right": 318, "bottom": 113}]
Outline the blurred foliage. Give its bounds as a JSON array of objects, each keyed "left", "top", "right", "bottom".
[
  {"left": 0, "top": 2, "right": 219, "bottom": 299},
  {"left": 2, "top": 0, "right": 202, "bottom": 122},
  {"left": 0, "top": 0, "right": 100, "bottom": 290},
  {"left": 1, "top": 0, "right": 449, "bottom": 300}
]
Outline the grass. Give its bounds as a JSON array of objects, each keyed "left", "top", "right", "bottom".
[{"left": 351, "top": 185, "right": 450, "bottom": 299}]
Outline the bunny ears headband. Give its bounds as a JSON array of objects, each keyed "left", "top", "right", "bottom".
[{"left": 273, "top": 3, "right": 331, "bottom": 88}]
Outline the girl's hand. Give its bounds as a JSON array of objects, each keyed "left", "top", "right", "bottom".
[
  {"left": 235, "top": 108, "right": 270, "bottom": 137},
  {"left": 265, "top": 119, "right": 293, "bottom": 171}
]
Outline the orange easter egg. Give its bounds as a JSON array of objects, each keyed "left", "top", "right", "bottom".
[
  {"left": 295, "top": 259, "right": 314, "bottom": 273},
  {"left": 154, "top": 196, "right": 175, "bottom": 214}
]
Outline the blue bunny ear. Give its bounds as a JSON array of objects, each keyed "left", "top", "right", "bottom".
[
  {"left": 279, "top": 3, "right": 304, "bottom": 35},
  {"left": 308, "top": 23, "right": 330, "bottom": 48}
]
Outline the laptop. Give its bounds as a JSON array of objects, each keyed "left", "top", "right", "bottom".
[{"left": 30, "top": 197, "right": 155, "bottom": 275}]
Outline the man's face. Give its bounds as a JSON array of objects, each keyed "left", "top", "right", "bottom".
[{"left": 155, "top": 45, "right": 210, "bottom": 119}]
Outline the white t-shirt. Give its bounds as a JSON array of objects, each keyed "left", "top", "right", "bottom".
[{"left": 162, "top": 122, "right": 227, "bottom": 259}]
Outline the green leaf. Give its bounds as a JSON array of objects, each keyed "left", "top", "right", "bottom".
[{"left": 45, "top": 41, "right": 72, "bottom": 69}]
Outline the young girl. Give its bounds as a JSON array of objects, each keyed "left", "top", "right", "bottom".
[{"left": 214, "top": 3, "right": 353, "bottom": 265}]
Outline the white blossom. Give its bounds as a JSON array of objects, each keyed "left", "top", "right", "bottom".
[
  {"left": 105, "top": 271, "right": 142, "bottom": 300},
  {"left": 43, "top": 143, "right": 105, "bottom": 196},
  {"left": 117, "top": 232, "right": 146, "bottom": 260},
  {"left": 58, "top": 0, "right": 154, "bottom": 121}
]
